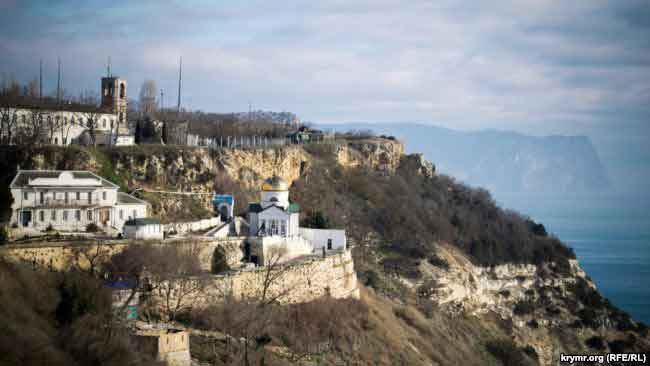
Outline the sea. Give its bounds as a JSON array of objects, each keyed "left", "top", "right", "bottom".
[{"left": 495, "top": 192, "right": 650, "bottom": 325}]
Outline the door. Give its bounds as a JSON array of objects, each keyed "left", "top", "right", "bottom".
[
  {"left": 21, "top": 210, "right": 32, "bottom": 227},
  {"left": 99, "top": 209, "right": 110, "bottom": 226}
]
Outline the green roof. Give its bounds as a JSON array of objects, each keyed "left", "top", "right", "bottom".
[
  {"left": 249, "top": 203, "right": 263, "bottom": 213},
  {"left": 248, "top": 202, "right": 300, "bottom": 214},
  {"left": 124, "top": 218, "right": 161, "bottom": 226},
  {"left": 287, "top": 203, "right": 300, "bottom": 213}
]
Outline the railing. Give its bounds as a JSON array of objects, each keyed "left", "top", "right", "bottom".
[{"left": 32, "top": 197, "right": 101, "bottom": 207}]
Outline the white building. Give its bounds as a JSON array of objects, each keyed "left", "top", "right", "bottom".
[
  {"left": 0, "top": 75, "right": 133, "bottom": 146},
  {"left": 247, "top": 176, "right": 346, "bottom": 265},
  {"left": 9, "top": 170, "right": 148, "bottom": 232},
  {"left": 122, "top": 218, "right": 164, "bottom": 240}
]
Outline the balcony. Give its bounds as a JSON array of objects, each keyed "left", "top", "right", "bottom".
[{"left": 32, "top": 197, "right": 102, "bottom": 208}]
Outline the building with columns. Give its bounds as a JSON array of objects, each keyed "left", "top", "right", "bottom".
[
  {"left": 247, "top": 176, "right": 346, "bottom": 265},
  {"left": 9, "top": 170, "right": 148, "bottom": 232}
]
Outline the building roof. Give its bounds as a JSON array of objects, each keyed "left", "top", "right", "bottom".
[
  {"left": 124, "top": 218, "right": 160, "bottom": 226},
  {"left": 261, "top": 176, "right": 289, "bottom": 191},
  {"left": 10, "top": 170, "right": 118, "bottom": 189},
  {"left": 248, "top": 202, "right": 300, "bottom": 214},
  {"left": 117, "top": 192, "right": 147, "bottom": 205}
]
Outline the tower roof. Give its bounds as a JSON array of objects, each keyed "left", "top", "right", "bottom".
[{"left": 261, "top": 176, "right": 289, "bottom": 191}]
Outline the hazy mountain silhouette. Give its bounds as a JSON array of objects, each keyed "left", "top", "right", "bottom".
[{"left": 318, "top": 122, "right": 612, "bottom": 193}]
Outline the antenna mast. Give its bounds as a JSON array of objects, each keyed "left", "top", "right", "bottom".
[
  {"left": 56, "top": 58, "right": 61, "bottom": 103},
  {"left": 39, "top": 59, "right": 43, "bottom": 100},
  {"left": 177, "top": 56, "right": 182, "bottom": 113},
  {"left": 107, "top": 56, "right": 111, "bottom": 77}
]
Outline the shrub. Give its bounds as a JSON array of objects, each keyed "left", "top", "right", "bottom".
[
  {"left": 45, "top": 224, "right": 54, "bottom": 232},
  {"left": 485, "top": 340, "right": 536, "bottom": 366},
  {"left": 85, "top": 223, "right": 99, "bottom": 233},
  {"left": 0, "top": 225, "right": 8, "bottom": 244},
  {"left": 513, "top": 300, "right": 535, "bottom": 316},
  {"left": 526, "top": 319, "right": 539, "bottom": 328},
  {"left": 211, "top": 247, "right": 230, "bottom": 274},
  {"left": 585, "top": 336, "right": 605, "bottom": 350},
  {"left": 427, "top": 253, "right": 449, "bottom": 269},
  {"left": 499, "top": 290, "right": 511, "bottom": 298}
]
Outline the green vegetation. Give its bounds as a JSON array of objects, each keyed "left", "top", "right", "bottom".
[
  {"left": 0, "top": 260, "right": 158, "bottom": 366},
  {"left": 85, "top": 223, "right": 99, "bottom": 233}
]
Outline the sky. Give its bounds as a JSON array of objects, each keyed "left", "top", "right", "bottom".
[{"left": 1, "top": 0, "right": 649, "bottom": 184}]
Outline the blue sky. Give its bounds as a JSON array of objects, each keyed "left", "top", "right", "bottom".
[{"left": 1, "top": 1, "right": 649, "bottom": 147}]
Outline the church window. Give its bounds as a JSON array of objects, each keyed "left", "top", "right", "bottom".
[
  {"left": 39, "top": 191, "right": 44, "bottom": 204},
  {"left": 64, "top": 116, "right": 68, "bottom": 125},
  {"left": 102, "top": 191, "right": 106, "bottom": 200},
  {"left": 120, "top": 83, "right": 125, "bottom": 98},
  {"left": 54, "top": 137, "right": 58, "bottom": 145},
  {"left": 65, "top": 192, "right": 69, "bottom": 203},
  {"left": 110, "top": 120, "right": 114, "bottom": 129},
  {"left": 88, "top": 192, "right": 92, "bottom": 203}
]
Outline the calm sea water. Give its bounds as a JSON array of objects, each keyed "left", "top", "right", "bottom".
[{"left": 494, "top": 192, "right": 650, "bottom": 325}]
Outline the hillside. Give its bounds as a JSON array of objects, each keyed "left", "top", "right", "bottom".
[
  {"left": 0, "top": 141, "right": 647, "bottom": 365},
  {"left": 318, "top": 123, "right": 613, "bottom": 194}
]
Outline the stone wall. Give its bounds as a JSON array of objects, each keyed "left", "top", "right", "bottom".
[
  {"left": 163, "top": 217, "right": 221, "bottom": 235},
  {"left": 0, "top": 238, "right": 246, "bottom": 272},
  {"left": 193, "top": 249, "right": 360, "bottom": 306}
]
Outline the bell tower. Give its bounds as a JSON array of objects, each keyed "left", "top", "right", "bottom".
[{"left": 101, "top": 75, "right": 128, "bottom": 127}]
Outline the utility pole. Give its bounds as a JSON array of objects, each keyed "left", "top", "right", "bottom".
[
  {"left": 160, "top": 89, "right": 164, "bottom": 111},
  {"left": 39, "top": 59, "right": 43, "bottom": 100},
  {"left": 177, "top": 56, "right": 182, "bottom": 113},
  {"left": 56, "top": 58, "right": 61, "bottom": 103}
]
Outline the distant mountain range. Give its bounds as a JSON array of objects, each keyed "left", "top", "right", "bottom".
[{"left": 317, "top": 122, "right": 612, "bottom": 194}]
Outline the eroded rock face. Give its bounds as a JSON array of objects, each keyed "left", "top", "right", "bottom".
[
  {"left": 335, "top": 139, "right": 405, "bottom": 174},
  {"left": 399, "top": 153, "right": 435, "bottom": 178}
]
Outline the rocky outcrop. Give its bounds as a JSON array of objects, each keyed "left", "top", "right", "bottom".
[
  {"left": 335, "top": 139, "right": 404, "bottom": 174},
  {"left": 399, "top": 153, "right": 435, "bottom": 178}
]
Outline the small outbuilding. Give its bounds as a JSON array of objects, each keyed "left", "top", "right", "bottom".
[{"left": 123, "top": 218, "right": 163, "bottom": 240}]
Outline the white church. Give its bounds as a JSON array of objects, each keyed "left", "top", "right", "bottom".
[{"left": 246, "top": 176, "right": 346, "bottom": 265}]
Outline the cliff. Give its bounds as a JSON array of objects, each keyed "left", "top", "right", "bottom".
[{"left": 0, "top": 139, "right": 647, "bottom": 365}]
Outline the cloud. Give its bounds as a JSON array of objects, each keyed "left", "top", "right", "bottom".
[{"left": 0, "top": 0, "right": 648, "bottom": 133}]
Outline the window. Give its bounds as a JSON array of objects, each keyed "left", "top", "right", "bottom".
[
  {"left": 65, "top": 192, "right": 69, "bottom": 203},
  {"left": 88, "top": 192, "right": 92, "bottom": 203},
  {"left": 64, "top": 116, "right": 68, "bottom": 125},
  {"left": 39, "top": 192, "right": 44, "bottom": 204},
  {"left": 51, "top": 210, "right": 56, "bottom": 221},
  {"left": 63, "top": 211, "right": 68, "bottom": 221},
  {"left": 102, "top": 119, "right": 106, "bottom": 128},
  {"left": 54, "top": 137, "right": 58, "bottom": 145},
  {"left": 63, "top": 138, "right": 67, "bottom": 144},
  {"left": 102, "top": 191, "right": 106, "bottom": 200},
  {"left": 327, "top": 239, "right": 333, "bottom": 250},
  {"left": 132, "top": 209, "right": 136, "bottom": 218},
  {"left": 119, "top": 210, "right": 123, "bottom": 219},
  {"left": 110, "top": 120, "right": 114, "bottom": 129},
  {"left": 70, "top": 117, "right": 75, "bottom": 125},
  {"left": 87, "top": 210, "right": 92, "bottom": 220},
  {"left": 75, "top": 210, "right": 81, "bottom": 221},
  {"left": 76, "top": 192, "right": 80, "bottom": 200},
  {"left": 280, "top": 221, "right": 286, "bottom": 236},
  {"left": 23, "top": 192, "right": 28, "bottom": 200},
  {"left": 39, "top": 211, "right": 44, "bottom": 222}
]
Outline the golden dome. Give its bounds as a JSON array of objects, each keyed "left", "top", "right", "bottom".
[{"left": 261, "top": 176, "right": 289, "bottom": 191}]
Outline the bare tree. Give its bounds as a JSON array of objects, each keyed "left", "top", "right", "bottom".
[
  {"left": 139, "top": 80, "right": 157, "bottom": 116},
  {"left": 104, "top": 243, "right": 210, "bottom": 321},
  {"left": 69, "top": 242, "right": 113, "bottom": 275}
]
